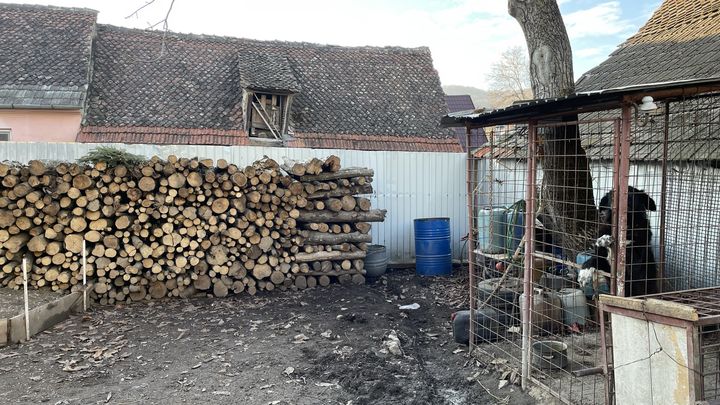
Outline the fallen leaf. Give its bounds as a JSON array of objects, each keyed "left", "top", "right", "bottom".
[
  {"left": 191, "top": 363, "right": 202, "bottom": 369},
  {"left": 259, "top": 384, "right": 274, "bottom": 390},
  {"left": 283, "top": 367, "right": 294, "bottom": 376},
  {"left": 498, "top": 379, "right": 509, "bottom": 390},
  {"left": 212, "top": 391, "right": 231, "bottom": 396},
  {"left": 320, "top": 330, "right": 332, "bottom": 339},
  {"left": 452, "top": 348, "right": 464, "bottom": 354},
  {"left": 315, "top": 382, "right": 338, "bottom": 388}
]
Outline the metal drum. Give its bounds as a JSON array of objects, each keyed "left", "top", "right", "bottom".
[{"left": 414, "top": 217, "right": 452, "bottom": 276}]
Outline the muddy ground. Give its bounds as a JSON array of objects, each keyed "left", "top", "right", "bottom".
[{"left": 0, "top": 269, "right": 541, "bottom": 405}]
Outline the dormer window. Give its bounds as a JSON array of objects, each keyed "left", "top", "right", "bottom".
[
  {"left": 249, "top": 92, "right": 287, "bottom": 139},
  {"left": 237, "top": 52, "right": 301, "bottom": 142}
]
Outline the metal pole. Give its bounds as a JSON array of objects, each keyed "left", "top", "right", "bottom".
[
  {"left": 521, "top": 121, "right": 538, "bottom": 390},
  {"left": 658, "top": 101, "right": 670, "bottom": 293},
  {"left": 617, "top": 103, "right": 632, "bottom": 297},
  {"left": 466, "top": 125, "right": 477, "bottom": 351},
  {"left": 22, "top": 257, "right": 30, "bottom": 341},
  {"left": 82, "top": 239, "right": 87, "bottom": 312}
]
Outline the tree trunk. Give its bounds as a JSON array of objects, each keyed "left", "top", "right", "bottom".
[{"left": 510, "top": 0, "right": 597, "bottom": 256}]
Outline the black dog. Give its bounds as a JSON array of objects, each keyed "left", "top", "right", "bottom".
[{"left": 582, "top": 186, "right": 658, "bottom": 296}]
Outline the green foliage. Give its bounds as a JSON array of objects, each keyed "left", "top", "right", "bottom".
[{"left": 77, "top": 146, "right": 147, "bottom": 168}]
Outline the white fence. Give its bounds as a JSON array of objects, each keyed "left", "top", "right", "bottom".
[{"left": 0, "top": 142, "right": 469, "bottom": 263}]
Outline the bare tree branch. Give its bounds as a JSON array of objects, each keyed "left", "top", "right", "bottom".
[
  {"left": 125, "top": 0, "right": 158, "bottom": 19},
  {"left": 125, "top": 0, "right": 176, "bottom": 59},
  {"left": 486, "top": 46, "right": 533, "bottom": 107}
]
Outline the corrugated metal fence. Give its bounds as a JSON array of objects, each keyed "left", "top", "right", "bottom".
[{"left": 0, "top": 142, "right": 469, "bottom": 263}]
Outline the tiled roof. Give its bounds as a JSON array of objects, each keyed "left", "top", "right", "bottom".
[
  {"left": 238, "top": 51, "right": 301, "bottom": 93},
  {"left": 478, "top": 95, "right": 720, "bottom": 162},
  {"left": 444, "top": 94, "right": 487, "bottom": 151},
  {"left": 77, "top": 126, "right": 248, "bottom": 146},
  {"left": 576, "top": 0, "right": 720, "bottom": 92},
  {"left": 0, "top": 3, "right": 96, "bottom": 108},
  {"left": 445, "top": 95, "right": 475, "bottom": 113},
  {"left": 287, "top": 133, "right": 462, "bottom": 152},
  {"left": 81, "top": 25, "right": 455, "bottom": 150}
]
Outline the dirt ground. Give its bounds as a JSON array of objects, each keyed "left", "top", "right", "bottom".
[
  {"left": 0, "top": 268, "right": 541, "bottom": 405},
  {"left": 0, "top": 288, "right": 66, "bottom": 319}
]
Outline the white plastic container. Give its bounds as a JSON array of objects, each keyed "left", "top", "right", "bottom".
[
  {"left": 557, "top": 288, "right": 589, "bottom": 326},
  {"left": 519, "top": 289, "right": 563, "bottom": 334},
  {"left": 477, "top": 207, "right": 506, "bottom": 254}
]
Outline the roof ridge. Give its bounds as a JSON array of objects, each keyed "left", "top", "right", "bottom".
[
  {"left": 0, "top": 2, "right": 97, "bottom": 15},
  {"left": 96, "top": 23, "right": 431, "bottom": 55}
]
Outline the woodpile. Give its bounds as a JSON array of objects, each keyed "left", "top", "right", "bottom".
[{"left": 0, "top": 154, "right": 385, "bottom": 304}]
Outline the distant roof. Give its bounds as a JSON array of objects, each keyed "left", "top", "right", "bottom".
[
  {"left": 0, "top": 3, "right": 96, "bottom": 108},
  {"left": 576, "top": 0, "right": 720, "bottom": 92},
  {"left": 77, "top": 25, "right": 456, "bottom": 150},
  {"left": 444, "top": 94, "right": 486, "bottom": 151},
  {"left": 445, "top": 95, "right": 475, "bottom": 113}
]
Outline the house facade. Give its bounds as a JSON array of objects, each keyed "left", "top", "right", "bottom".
[
  {"left": 0, "top": 3, "right": 460, "bottom": 152},
  {"left": 0, "top": 4, "right": 96, "bottom": 142}
]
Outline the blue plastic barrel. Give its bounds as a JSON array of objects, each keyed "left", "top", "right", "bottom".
[{"left": 414, "top": 217, "right": 452, "bottom": 276}]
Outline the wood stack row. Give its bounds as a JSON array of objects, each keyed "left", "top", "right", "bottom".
[
  {"left": 0, "top": 154, "right": 386, "bottom": 304},
  {"left": 283, "top": 157, "right": 384, "bottom": 286}
]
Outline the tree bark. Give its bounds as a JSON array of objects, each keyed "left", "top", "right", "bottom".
[{"left": 509, "top": 0, "right": 597, "bottom": 256}]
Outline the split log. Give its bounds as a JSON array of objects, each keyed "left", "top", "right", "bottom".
[
  {"left": 301, "top": 231, "right": 372, "bottom": 244},
  {"left": 295, "top": 250, "right": 366, "bottom": 262},
  {"left": 297, "top": 209, "right": 386, "bottom": 223}
]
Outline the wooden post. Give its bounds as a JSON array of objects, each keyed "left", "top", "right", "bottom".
[
  {"left": 82, "top": 240, "right": 87, "bottom": 312},
  {"left": 22, "top": 257, "right": 30, "bottom": 341}
]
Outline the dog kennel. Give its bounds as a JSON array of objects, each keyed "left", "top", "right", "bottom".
[{"left": 444, "top": 78, "right": 720, "bottom": 404}]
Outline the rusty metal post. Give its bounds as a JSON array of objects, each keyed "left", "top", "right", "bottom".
[
  {"left": 617, "top": 105, "right": 632, "bottom": 297},
  {"left": 466, "top": 125, "right": 477, "bottom": 351},
  {"left": 658, "top": 101, "right": 670, "bottom": 293},
  {"left": 610, "top": 119, "right": 621, "bottom": 295},
  {"left": 521, "top": 121, "right": 538, "bottom": 390}
]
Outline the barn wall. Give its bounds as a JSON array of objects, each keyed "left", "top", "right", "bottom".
[{"left": 0, "top": 142, "right": 469, "bottom": 263}]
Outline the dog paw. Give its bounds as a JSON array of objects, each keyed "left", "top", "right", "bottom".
[
  {"left": 595, "top": 235, "right": 613, "bottom": 248},
  {"left": 577, "top": 268, "right": 596, "bottom": 287}
]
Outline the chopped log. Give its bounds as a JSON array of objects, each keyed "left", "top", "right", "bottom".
[
  {"left": 356, "top": 197, "right": 371, "bottom": 211},
  {"left": 355, "top": 222, "right": 372, "bottom": 234},
  {"left": 299, "top": 168, "right": 373, "bottom": 182},
  {"left": 138, "top": 177, "right": 156, "bottom": 192},
  {"left": 297, "top": 209, "right": 386, "bottom": 223},
  {"left": 213, "top": 280, "right": 229, "bottom": 297},
  {"left": 27, "top": 235, "right": 47, "bottom": 252},
  {"left": 295, "top": 250, "right": 366, "bottom": 262},
  {"left": 323, "top": 155, "right": 341, "bottom": 172},
  {"left": 341, "top": 195, "right": 356, "bottom": 211},
  {"left": 301, "top": 231, "right": 371, "bottom": 244}
]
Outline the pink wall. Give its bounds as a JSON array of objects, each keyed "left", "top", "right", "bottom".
[{"left": 0, "top": 109, "right": 81, "bottom": 142}]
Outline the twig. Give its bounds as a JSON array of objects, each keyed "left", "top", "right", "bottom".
[
  {"left": 125, "top": 0, "right": 158, "bottom": 19},
  {"left": 475, "top": 378, "right": 509, "bottom": 404}
]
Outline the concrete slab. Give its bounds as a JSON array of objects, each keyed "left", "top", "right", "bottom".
[{"left": 6, "top": 291, "right": 84, "bottom": 344}]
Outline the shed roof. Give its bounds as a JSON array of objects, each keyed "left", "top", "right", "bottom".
[
  {"left": 0, "top": 3, "right": 96, "bottom": 108},
  {"left": 576, "top": 0, "right": 720, "bottom": 92}
]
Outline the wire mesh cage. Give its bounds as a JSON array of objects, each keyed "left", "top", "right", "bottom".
[{"left": 464, "top": 89, "right": 720, "bottom": 404}]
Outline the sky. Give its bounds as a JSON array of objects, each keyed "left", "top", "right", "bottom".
[{"left": 5, "top": 0, "right": 663, "bottom": 89}]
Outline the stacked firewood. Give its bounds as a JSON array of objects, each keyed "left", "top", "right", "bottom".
[{"left": 0, "top": 154, "right": 385, "bottom": 304}]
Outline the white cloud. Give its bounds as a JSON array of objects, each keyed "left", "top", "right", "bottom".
[
  {"left": 564, "top": 1, "right": 625, "bottom": 38},
  {"left": 1, "top": 0, "right": 649, "bottom": 89}
]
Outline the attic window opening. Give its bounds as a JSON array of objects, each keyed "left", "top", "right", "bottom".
[{"left": 249, "top": 92, "right": 286, "bottom": 139}]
